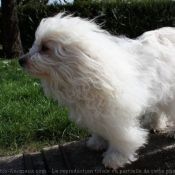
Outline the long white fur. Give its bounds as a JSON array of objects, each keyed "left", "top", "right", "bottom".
[{"left": 20, "top": 13, "right": 175, "bottom": 169}]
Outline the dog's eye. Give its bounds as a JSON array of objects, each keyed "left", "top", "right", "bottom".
[{"left": 41, "top": 45, "right": 49, "bottom": 52}]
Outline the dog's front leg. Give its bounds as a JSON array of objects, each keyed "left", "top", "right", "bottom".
[
  {"left": 101, "top": 120, "right": 148, "bottom": 169},
  {"left": 87, "top": 133, "right": 108, "bottom": 151}
]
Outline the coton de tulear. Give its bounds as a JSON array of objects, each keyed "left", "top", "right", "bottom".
[{"left": 19, "top": 13, "right": 175, "bottom": 169}]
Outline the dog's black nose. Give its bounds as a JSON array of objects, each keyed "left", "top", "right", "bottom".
[{"left": 19, "top": 56, "right": 27, "bottom": 67}]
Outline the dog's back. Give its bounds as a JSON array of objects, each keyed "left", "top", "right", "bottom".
[{"left": 138, "top": 27, "right": 175, "bottom": 46}]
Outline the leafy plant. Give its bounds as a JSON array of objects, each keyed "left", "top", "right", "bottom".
[{"left": 16, "top": 0, "right": 175, "bottom": 52}]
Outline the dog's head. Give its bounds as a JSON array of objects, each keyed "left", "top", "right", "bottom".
[
  {"left": 19, "top": 13, "right": 107, "bottom": 80},
  {"left": 19, "top": 13, "right": 115, "bottom": 101}
]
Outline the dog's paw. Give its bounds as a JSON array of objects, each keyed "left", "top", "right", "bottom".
[
  {"left": 142, "top": 114, "right": 168, "bottom": 132},
  {"left": 102, "top": 149, "right": 137, "bottom": 169},
  {"left": 166, "top": 125, "right": 175, "bottom": 139},
  {"left": 87, "top": 135, "right": 108, "bottom": 151}
]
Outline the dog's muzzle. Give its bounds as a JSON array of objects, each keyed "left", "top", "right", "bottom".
[{"left": 19, "top": 56, "right": 28, "bottom": 67}]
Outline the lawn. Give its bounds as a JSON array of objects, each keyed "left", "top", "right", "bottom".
[{"left": 0, "top": 59, "right": 89, "bottom": 156}]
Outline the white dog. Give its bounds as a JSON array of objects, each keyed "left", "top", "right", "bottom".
[{"left": 19, "top": 13, "right": 175, "bottom": 169}]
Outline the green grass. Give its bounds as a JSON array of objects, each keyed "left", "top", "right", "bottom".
[{"left": 0, "top": 59, "right": 90, "bottom": 156}]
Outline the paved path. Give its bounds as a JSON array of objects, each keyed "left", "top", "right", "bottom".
[{"left": 1, "top": 133, "right": 175, "bottom": 175}]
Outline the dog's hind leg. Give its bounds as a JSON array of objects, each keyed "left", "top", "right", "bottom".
[{"left": 162, "top": 99, "right": 175, "bottom": 138}]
